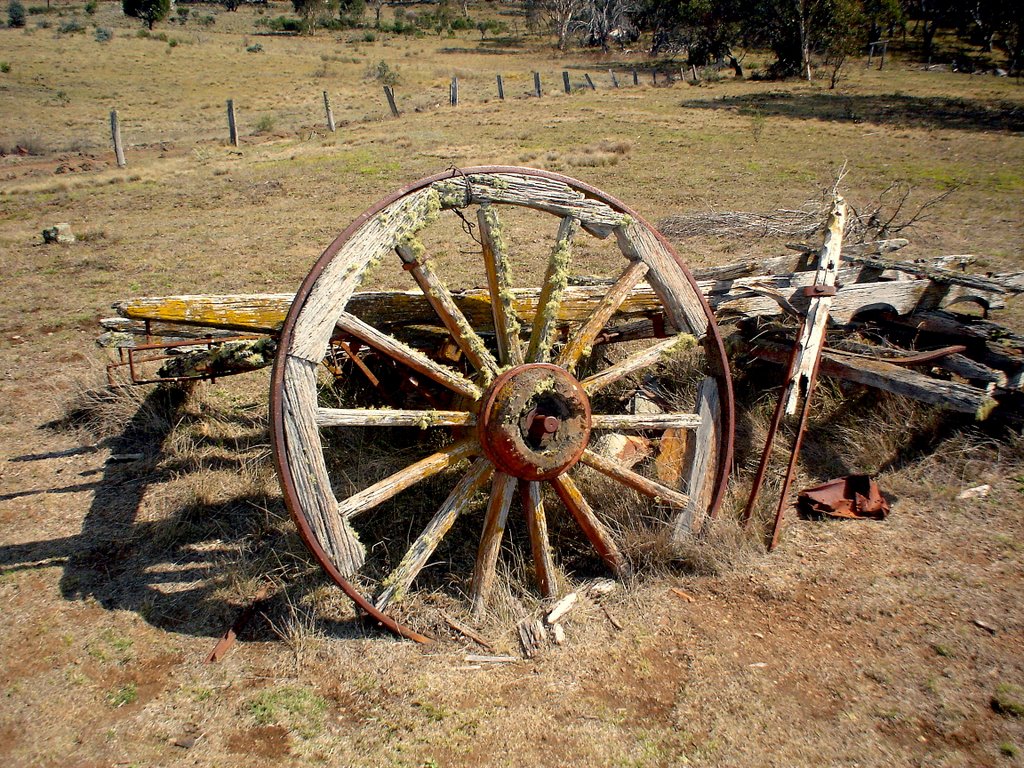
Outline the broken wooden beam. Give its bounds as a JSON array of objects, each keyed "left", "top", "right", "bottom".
[{"left": 750, "top": 341, "right": 998, "bottom": 418}]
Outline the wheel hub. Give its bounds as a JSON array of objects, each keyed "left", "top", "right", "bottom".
[{"left": 478, "top": 363, "right": 591, "bottom": 481}]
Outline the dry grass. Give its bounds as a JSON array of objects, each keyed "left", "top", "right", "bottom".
[{"left": 1, "top": 4, "right": 1023, "bottom": 767}]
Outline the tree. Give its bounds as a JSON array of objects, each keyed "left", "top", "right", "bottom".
[
  {"left": 338, "top": 0, "right": 365, "bottom": 26},
  {"left": 7, "top": 0, "right": 26, "bottom": 28},
  {"left": 292, "top": 0, "right": 337, "bottom": 34},
  {"left": 123, "top": 0, "right": 171, "bottom": 30}
]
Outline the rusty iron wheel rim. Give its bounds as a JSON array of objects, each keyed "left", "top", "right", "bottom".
[{"left": 269, "top": 165, "right": 736, "bottom": 642}]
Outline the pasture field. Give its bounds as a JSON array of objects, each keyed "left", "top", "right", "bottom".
[{"left": 1, "top": 3, "right": 1023, "bottom": 766}]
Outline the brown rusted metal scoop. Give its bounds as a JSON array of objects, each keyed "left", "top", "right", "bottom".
[{"left": 796, "top": 475, "right": 890, "bottom": 520}]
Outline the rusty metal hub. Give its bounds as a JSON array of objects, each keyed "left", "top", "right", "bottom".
[{"left": 478, "top": 363, "right": 591, "bottom": 481}]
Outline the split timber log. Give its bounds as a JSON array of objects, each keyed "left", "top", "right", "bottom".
[
  {"left": 110, "top": 265, "right": 1004, "bottom": 341},
  {"left": 750, "top": 341, "right": 998, "bottom": 419}
]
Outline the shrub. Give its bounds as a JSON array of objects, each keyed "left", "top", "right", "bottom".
[
  {"left": 258, "top": 14, "right": 301, "bottom": 33},
  {"left": 246, "top": 42, "right": 263, "bottom": 52},
  {"left": 253, "top": 114, "right": 275, "bottom": 134},
  {"left": 84, "top": 0, "right": 97, "bottom": 15},
  {"left": 94, "top": 25, "right": 112, "bottom": 42},
  {"left": 8, "top": 0, "right": 26, "bottom": 28},
  {"left": 175, "top": 6, "right": 188, "bottom": 24},
  {"left": 365, "top": 59, "right": 398, "bottom": 86},
  {"left": 198, "top": 13, "right": 215, "bottom": 27},
  {"left": 0, "top": 62, "right": 10, "bottom": 73},
  {"left": 57, "top": 18, "right": 85, "bottom": 34}
]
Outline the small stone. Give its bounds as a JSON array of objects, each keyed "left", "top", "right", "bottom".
[{"left": 42, "top": 223, "right": 75, "bottom": 244}]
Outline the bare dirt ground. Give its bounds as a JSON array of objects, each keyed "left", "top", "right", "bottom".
[{"left": 2, "top": 4, "right": 1024, "bottom": 766}]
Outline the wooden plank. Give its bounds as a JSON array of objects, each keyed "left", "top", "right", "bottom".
[
  {"left": 671, "top": 377, "right": 720, "bottom": 540},
  {"left": 842, "top": 253, "right": 1013, "bottom": 295},
  {"left": 470, "top": 472, "right": 517, "bottom": 617},
  {"left": 336, "top": 438, "right": 478, "bottom": 520},
  {"left": 281, "top": 355, "right": 365, "bottom": 575},
  {"left": 375, "top": 458, "right": 493, "bottom": 609},
  {"left": 751, "top": 342, "right": 998, "bottom": 418},
  {"left": 783, "top": 197, "right": 846, "bottom": 415}
]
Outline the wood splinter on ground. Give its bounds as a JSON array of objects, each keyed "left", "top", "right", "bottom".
[{"left": 545, "top": 593, "right": 578, "bottom": 624}]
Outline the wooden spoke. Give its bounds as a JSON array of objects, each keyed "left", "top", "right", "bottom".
[
  {"left": 316, "top": 408, "right": 476, "bottom": 428},
  {"left": 396, "top": 238, "right": 499, "bottom": 382},
  {"left": 375, "top": 458, "right": 494, "bottom": 610},
  {"left": 579, "top": 448, "right": 689, "bottom": 508},
  {"left": 336, "top": 311, "right": 482, "bottom": 401},
  {"left": 590, "top": 413, "right": 702, "bottom": 430},
  {"left": 526, "top": 216, "right": 580, "bottom": 363},
  {"left": 478, "top": 205, "right": 525, "bottom": 367},
  {"left": 470, "top": 472, "right": 518, "bottom": 617},
  {"left": 521, "top": 480, "right": 556, "bottom": 599},
  {"left": 550, "top": 474, "right": 627, "bottom": 577},
  {"left": 581, "top": 333, "right": 694, "bottom": 395},
  {"left": 557, "top": 260, "right": 650, "bottom": 373},
  {"left": 337, "top": 438, "right": 477, "bottom": 520}
]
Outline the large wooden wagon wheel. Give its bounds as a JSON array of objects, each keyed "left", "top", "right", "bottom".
[{"left": 269, "top": 167, "right": 734, "bottom": 641}]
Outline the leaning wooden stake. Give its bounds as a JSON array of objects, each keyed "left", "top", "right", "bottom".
[
  {"left": 383, "top": 85, "right": 399, "bottom": 117},
  {"left": 741, "top": 195, "right": 847, "bottom": 550},
  {"left": 322, "top": 91, "right": 335, "bottom": 132},
  {"left": 226, "top": 99, "right": 238, "bottom": 147},
  {"left": 109, "top": 109, "right": 126, "bottom": 168},
  {"left": 584, "top": 73, "right": 596, "bottom": 90},
  {"left": 609, "top": 70, "right": 619, "bottom": 87}
]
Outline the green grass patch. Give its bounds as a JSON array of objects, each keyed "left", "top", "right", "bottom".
[{"left": 247, "top": 686, "right": 328, "bottom": 738}]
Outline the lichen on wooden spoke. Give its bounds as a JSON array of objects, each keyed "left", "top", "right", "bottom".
[
  {"left": 375, "top": 458, "right": 494, "bottom": 610},
  {"left": 396, "top": 237, "right": 499, "bottom": 382},
  {"left": 579, "top": 448, "right": 689, "bottom": 508},
  {"left": 550, "top": 473, "right": 627, "bottom": 577},
  {"left": 526, "top": 216, "right": 580, "bottom": 364},
  {"left": 580, "top": 333, "right": 695, "bottom": 395},
  {"left": 316, "top": 408, "right": 476, "bottom": 428},
  {"left": 469, "top": 472, "right": 518, "bottom": 617},
  {"left": 336, "top": 438, "right": 478, "bottom": 520},
  {"left": 478, "top": 204, "right": 525, "bottom": 367},
  {"left": 590, "top": 413, "right": 702, "bottom": 430},
  {"left": 557, "top": 259, "right": 650, "bottom": 373},
  {"left": 335, "top": 311, "right": 482, "bottom": 401}
]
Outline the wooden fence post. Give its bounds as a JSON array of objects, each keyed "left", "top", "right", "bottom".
[
  {"left": 878, "top": 40, "right": 887, "bottom": 70},
  {"left": 109, "top": 109, "right": 126, "bottom": 168},
  {"left": 584, "top": 73, "right": 595, "bottom": 90},
  {"left": 609, "top": 70, "right": 619, "bottom": 88},
  {"left": 533, "top": 71, "right": 542, "bottom": 97},
  {"left": 496, "top": 74, "right": 504, "bottom": 100},
  {"left": 450, "top": 77, "right": 459, "bottom": 106},
  {"left": 691, "top": 64, "right": 699, "bottom": 82},
  {"left": 323, "top": 91, "right": 335, "bottom": 132},
  {"left": 632, "top": 69, "right": 638, "bottom": 86},
  {"left": 384, "top": 86, "right": 399, "bottom": 117},
  {"left": 226, "top": 99, "right": 238, "bottom": 147},
  {"left": 652, "top": 70, "right": 657, "bottom": 85},
  {"left": 562, "top": 71, "right": 571, "bottom": 94},
  {"left": 867, "top": 41, "right": 875, "bottom": 68}
]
